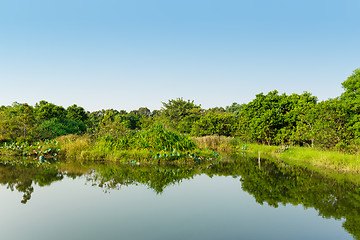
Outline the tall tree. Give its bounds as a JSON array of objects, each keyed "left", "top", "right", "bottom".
[
  {"left": 161, "top": 98, "right": 203, "bottom": 132},
  {"left": 67, "top": 104, "right": 88, "bottom": 122},
  {"left": 35, "top": 101, "right": 67, "bottom": 120},
  {"left": 340, "top": 68, "right": 360, "bottom": 142}
]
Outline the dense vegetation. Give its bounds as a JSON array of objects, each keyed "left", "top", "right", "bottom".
[{"left": 1, "top": 68, "right": 360, "bottom": 154}]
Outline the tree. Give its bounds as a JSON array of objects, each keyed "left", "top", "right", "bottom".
[
  {"left": 340, "top": 68, "right": 360, "bottom": 144},
  {"left": 15, "top": 103, "right": 36, "bottom": 141},
  {"left": 0, "top": 103, "right": 37, "bottom": 142},
  {"left": 67, "top": 104, "right": 88, "bottom": 122},
  {"left": 281, "top": 92, "right": 317, "bottom": 146},
  {"left": 226, "top": 102, "right": 243, "bottom": 115},
  {"left": 239, "top": 91, "right": 285, "bottom": 145},
  {"left": 137, "top": 107, "right": 152, "bottom": 117},
  {"left": 34, "top": 101, "right": 88, "bottom": 139},
  {"left": 37, "top": 118, "right": 86, "bottom": 139},
  {"left": 205, "top": 107, "right": 225, "bottom": 114},
  {"left": 35, "top": 101, "right": 67, "bottom": 120},
  {"left": 311, "top": 99, "right": 352, "bottom": 150},
  {"left": 191, "top": 112, "right": 237, "bottom": 137},
  {"left": 341, "top": 68, "right": 360, "bottom": 102},
  {"left": 161, "top": 98, "right": 203, "bottom": 132},
  {"left": 161, "top": 98, "right": 202, "bottom": 122},
  {"left": 237, "top": 91, "right": 318, "bottom": 146}
]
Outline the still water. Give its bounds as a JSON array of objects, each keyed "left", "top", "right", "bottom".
[{"left": 0, "top": 156, "right": 357, "bottom": 240}]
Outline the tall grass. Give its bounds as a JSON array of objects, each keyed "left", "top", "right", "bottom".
[
  {"left": 56, "top": 134, "right": 93, "bottom": 159},
  {"left": 192, "top": 135, "right": 242, "bottom": 151},
  {"left": 55, "top": 124, "right": 197, "bottom": 161},
  {"left": 135, "top": 124, "right": 196, "bottom": 151},
  {"left": 95, "top": 124, "right": 196, "bottom": 152}
]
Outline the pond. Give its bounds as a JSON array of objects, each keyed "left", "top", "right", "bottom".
[{"left": 0, "top": 155, "right": 358, "bottom": 239}]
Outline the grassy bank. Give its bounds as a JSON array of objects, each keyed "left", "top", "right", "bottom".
[
  {"left": 191, "top": 135, "right": 360, "bottom": 173},
  {"left": 238, "top": 143, "right": 360, "bottom": 173},
  {"left": 2, "top": 131, "right": 360, "bottom": 173}
]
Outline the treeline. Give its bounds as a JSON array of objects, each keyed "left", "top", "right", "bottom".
[{"left": 1, "top": 68, "right": 359, "bottom": 152}]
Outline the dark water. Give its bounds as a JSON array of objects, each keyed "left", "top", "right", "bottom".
[{"left": 0, "top": 156, "right": 358, "bottom": 240}]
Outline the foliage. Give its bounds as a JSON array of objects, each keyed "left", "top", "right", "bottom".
[
  {"left": 160, "top": 98, "right": 203, "bottom": 132},
  {"left": 37, "top": 118, "right": 86, "bottom": 139},
  {"left": 35, "top": 100, "right": 67, "bottom": 120},
  {"left": 1, "top": 67, "right": 360, "bottom": 153},
  {"left": 0, "top": 103, "right": 36, "bottom": 142},
  {"left": 133, "top": 123, "right": 196, "bottom": 151},
  {"left": 225, "top": 102, "right": 243, "bottom": 115},
  {"left": 67, "top": 104, "right": 88, "bottom": 122},
  {"left": 238, "top": 91, "right": 317, "bottom": 145},
  {"left": 161, "top": 98, "right": 202, "bottom": 121},
  {"left": 191, "top": 112, "right": 237, "bottom": 137},
  {"left": 341, "top": 68, "right": 360, "bottom": 101},
  {"left": 341, "top": 68, "right": 360, "bottom": 144},
  {"left": 54, "top": 124, "right": 200, "bottom": 161},
  {"left": 91, "top": 123, "right": 196, "bottom": 160}
]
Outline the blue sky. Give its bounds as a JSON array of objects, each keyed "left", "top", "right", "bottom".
[{"left": 1, "top": 0, "right": 359, "bottom": 111}]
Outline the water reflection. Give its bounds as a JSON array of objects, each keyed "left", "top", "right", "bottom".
[
  {"left": 0, "top": 164, "right": 63, "bottom": 204},
  {"left": 0, "top": 155, "right": 359, "bottom": 238}
]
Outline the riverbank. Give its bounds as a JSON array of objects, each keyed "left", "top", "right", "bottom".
[
  {"left": 1, "top": 133, "right": 360, "bottom": 173},
  {"left": 0, "top": 127, "right": 221, "bottom": 164},
  {"left": 191, "top": 135, "right": 360, "bottom": 173},
  {"left": 238, "top": 143, "right": 360, "bottom": 173}
]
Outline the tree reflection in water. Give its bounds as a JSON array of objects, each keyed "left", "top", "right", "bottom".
[
  {"left": 0, "top": 155, "right": 359, "bottom": 238},
  {"left": 0, "top": 165, "right": 63, "bottom": 204}
]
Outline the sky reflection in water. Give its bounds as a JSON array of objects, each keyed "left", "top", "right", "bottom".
[{"left": 0, "top": 157, "right": 356, "bottom": 240}]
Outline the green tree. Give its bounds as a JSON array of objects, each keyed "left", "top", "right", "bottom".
[
  {"left": 191, "top": 112, "right": 237, "bottom": 137},
  {"left": 37, "top": 118, "right": 86, "bottom": 139},
  {"left": 34, "top": 101, "right": 88, "bottom": 139},
  {"left": 226, "top": 102, "right": 243, "bottom": 115},
  {"left": 0, "top": 103, "right": 37, "bottom": 142},
  {"left": 239, "top": 91, "right": 285, "bottom": 145},
  {"left": 161, "top": 98, "right": 202, "bottom": 122},
  {"left": 35, "top": 101, "right": 67, "bottom": 120},
  {"left": 205, "top": 107, "right": 225, "bottom": 114},
  {"left": 340, "top": 68, "right": 360, "bottom": 145},
  {"left": 238, "top": 91, "right": 318, "bottom": 146},
  {"left": 95, "top": 110, "right": 129, "bottom": 138},
  {"left": 311, "top": 99, "right": 352, "bottom": 150},
  {"left": 279, "top": 92, "right": 317, "bottom": 146},
  {"left": 67, "top": 104, "right": 88, "bottom": 122},
  {"left": 341, "top": 68, "right": 360, "bottom": 102},
  {"left": 161, "top": 98, "right": 203, "bottom": 132},
  {"left": 134, "top": 107, "right": 151, "bottom": 117}
]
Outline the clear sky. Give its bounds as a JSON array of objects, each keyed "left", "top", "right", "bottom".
[{"left": 1, "top": 0, "right": 359, "bottom": 111}]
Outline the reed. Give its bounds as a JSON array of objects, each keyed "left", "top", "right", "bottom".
[
  {"left": 192, "top": 135, "right": 241, "bottom": 152},
  {"left": 56, "top": 134, "right": 93, "bottom": 160}
]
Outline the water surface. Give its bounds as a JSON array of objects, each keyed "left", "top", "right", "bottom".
[{"left": 0, "top": 156, "right": 357, "bottom": 239}]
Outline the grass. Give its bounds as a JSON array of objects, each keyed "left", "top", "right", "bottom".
[
  {"left": 241, "top": 143, "right": 360, "bottom": 173},
  {"left": 191, "top": 135, "right": 360, "bottom": 173},
  {"left": 3, "top": 131, "right": 360, "bottom": 174},
  {"left": 53, "top": 125, "right": 218, "bottom": 162},
  {"left": 192, "top": 135, "right": 239, "bottom": 151},
  {"left": 56, "top": 134, "right": 93, "bottom": 159}
]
